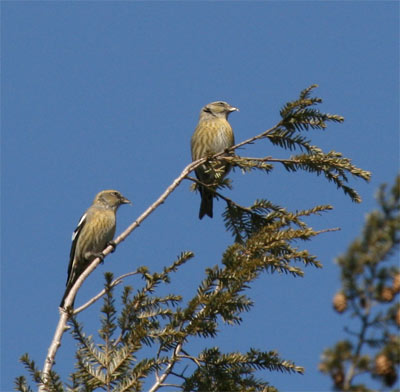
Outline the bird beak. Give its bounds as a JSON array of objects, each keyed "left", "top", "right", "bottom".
[
  {"left": 121, "top": 196, "right": 132, "bottom": 205},
  {"left": 229, "top": 106, "right": 239, "bottom": 112}
]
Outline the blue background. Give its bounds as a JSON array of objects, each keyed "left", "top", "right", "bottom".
[{"left": 1, "top": 2, "right": 398, "bottom": 391}]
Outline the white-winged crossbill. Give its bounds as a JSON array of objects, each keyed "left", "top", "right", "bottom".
[
  {"left": 191, "top": 101, "right": 238, "bottom": 219},
  {"left": 60, "top": 190, "right": 131, "bottom": 308}
]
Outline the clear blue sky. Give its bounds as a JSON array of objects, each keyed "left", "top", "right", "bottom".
[{"left": 1, "top": 2, "right": 398, "bottom": 391}]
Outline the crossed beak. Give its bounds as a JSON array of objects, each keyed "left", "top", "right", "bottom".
[{"left": 121, "top": 196, "right": 132, "bottom": 205}]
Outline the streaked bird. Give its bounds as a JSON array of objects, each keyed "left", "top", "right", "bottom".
[
  {"left": 191, "top": 101, "right": 238, "bottom": 219},
  {"left": 60, "top": 190, "right": 131, "bottom": 308}
]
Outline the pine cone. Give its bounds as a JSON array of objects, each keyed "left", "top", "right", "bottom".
[
  {"left": 333, "top": 292, "right": 347, "bottom": 313},
  {"left": 376, "top": 352, "right": 398, "bottom": 387},
  {"left": 396, "top": 307, "right": 400, "bottom": 327},
  {"left": 375, "top": 354, "right": 393, "bottom": 375}
]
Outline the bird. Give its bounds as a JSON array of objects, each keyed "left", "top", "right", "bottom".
[
  {"left": 191, "top": 101, "right": 238, "bottom": 219},
  {"left": 60, "top": 190, "right": 131, "bottom": 308}
]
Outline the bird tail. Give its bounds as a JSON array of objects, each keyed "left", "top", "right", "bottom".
[
  {"left": 199, "top": 187, "right": 213, "bottom": 219},
  {"left": 60, "top": 281, "right": 76, "bottom": 308}
]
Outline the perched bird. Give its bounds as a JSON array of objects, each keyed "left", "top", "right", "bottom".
[
  {"left": 60, "top": 190, "right": 131, "bottom": 308},
  {"left": 191, "top": 101, "right": 238, "bottom": 219}
]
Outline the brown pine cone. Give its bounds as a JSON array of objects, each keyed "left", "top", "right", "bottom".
[
  {"left": 375, "top": 354, "right": 393, "bottom": 375},
  {"left": 333, "top": 292, "right": 347, "bottom": 313}
]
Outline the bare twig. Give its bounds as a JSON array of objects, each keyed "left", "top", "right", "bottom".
[
  {"left": 157, "top": 383, "right": 182, "bottom": 389},
  {"left": 186, "top": 175, "right": 255, "bottom": 215},
  {"left": 315, "top": 227, "right": 341, "bottom": 234},
  {"left": 148, "top": 342, "right": 184, "bottom": 392},
  {"left": 225, "top": 123, "right": 282, "bottom": 154},
  {"left": 74, "top": 270, "right": 141, "bottom": 314},
  {"left": 178, "top": 353, "right": 203, "bottom": 368}
]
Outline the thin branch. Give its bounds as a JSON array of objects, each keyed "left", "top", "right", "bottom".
[
  {"left": 170, "top": 370, "right": 187, "bottom": 380},
  {"left": 221, "top": 155, "right": 333, "bottom": 165},
  {"left": 226, "top": 123, "right": 283, "bottom": 154},
  {"left": 148, "top": 342, "right": 183, "bottom": 392},
  {"left": 74, "top": 270, "right": 141, "bottom": 314},
  {"left": 187, "top": 175, "right": 341, "bottom": 236},
  {"left": 158, "top": 383, "right": 182, "bottom": 389},
  {"left": 38, "top": 311, "right": 69, "bottom": 392},
  {"left": 315, "top": 227, "right": 341, "bottom": 235},
  {"left": 343, "top": 314, "right": 370, "bottom": 390},
  {"left": 186, "top": 175, "right": 255, "bottom": 215},
  {"left": 178, "top": 353, "right": 203, "bottom": 368},
  {"left": 343, "top": 280, "right": 373, "bottom": 390},
  {"left": 221, "top": 155, "right": 272, "bottom": 163}
]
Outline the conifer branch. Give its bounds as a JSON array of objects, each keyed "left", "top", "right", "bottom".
[
  {"left": 36, "top": 85, "right": 369, "bottom": 391},
  {"left": 320, "top": 175, "right": 400, "bottom": 390},
  {"left": 39, "top": 95, "right": 305, "bottom": 387},
  {"left": 150, "top": 281, "right": 227, "bottom": 391}
]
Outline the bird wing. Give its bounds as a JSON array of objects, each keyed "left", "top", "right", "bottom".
[{"left": 66, "top": 212, "right": 87, "bottom": 284}]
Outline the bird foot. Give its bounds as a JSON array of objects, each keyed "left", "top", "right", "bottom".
[
  {"left": 95, "top": 252, "right": 105, "bottom": 264},
  {"left": 106, "top": 240, "right": 116, "bottom": 253}
]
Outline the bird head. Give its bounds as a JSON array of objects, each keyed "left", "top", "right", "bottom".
[
  {"left": 200, "top": 101, "right": 239, "bottom": 120},
  {"left": 94, "top": 190, "right": 131, "bottom": 210}
]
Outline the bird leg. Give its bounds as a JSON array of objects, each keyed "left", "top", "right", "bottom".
[
  {"left": 94, "top": 252, "right": 105, "bottom": 264},
  {"left": 106, "top": 240, "right": 116, "bottom": 253}
]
